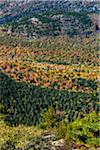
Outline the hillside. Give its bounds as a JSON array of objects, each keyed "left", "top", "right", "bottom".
[
  {"left": 0, "top": 1, "right": 99, "bottom": 150},
  {"left": 0, "top": 30, "right": 99, "bottom": 149},
  {"left": 0, "top": 0, "right": 100, "bottom": 37}
]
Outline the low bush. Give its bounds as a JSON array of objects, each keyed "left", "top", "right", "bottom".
[{"left": 57, "top": 111, "right": 100, "bottom": 148}]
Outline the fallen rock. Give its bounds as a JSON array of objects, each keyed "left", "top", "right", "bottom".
[{"left": 52, "top": 139, "right": 67, "bottom": 150}]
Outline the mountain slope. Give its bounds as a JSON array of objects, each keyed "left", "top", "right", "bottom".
[{"left": 0, "top": 0, "right": 99, "bottom": 37}]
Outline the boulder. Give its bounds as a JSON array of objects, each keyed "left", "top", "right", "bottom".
[{"left": 52, "top": 139, "right": 67, "bottom": 150}]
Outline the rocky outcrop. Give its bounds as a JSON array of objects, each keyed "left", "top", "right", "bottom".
[{"left": 52, "top": 139, "right": 67, "bottom": 150}]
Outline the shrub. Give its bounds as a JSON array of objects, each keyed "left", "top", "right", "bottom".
[{"left": 57, "top": 111, "right": 100, "bottom": 148}]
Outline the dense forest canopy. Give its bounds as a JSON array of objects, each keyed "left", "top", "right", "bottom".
[{"left": 0, "top": 0, "right": 99, "bottom": 149}]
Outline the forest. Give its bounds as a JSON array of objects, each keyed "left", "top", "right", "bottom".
[
  {"left": 0, "top": 0, "right": 99, "bottom": 149},
  {"left": 0, "top": 31, "right": 99, "bottom": 149}
]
